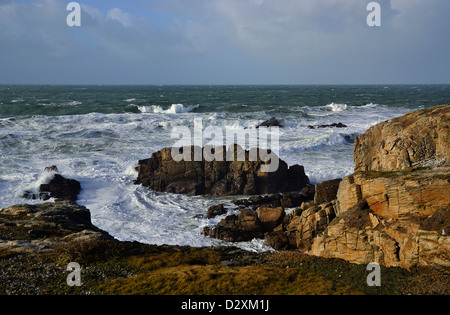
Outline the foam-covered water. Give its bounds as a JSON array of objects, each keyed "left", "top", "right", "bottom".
[{"left": 1, "top": 85, "right": 449, "bottom": 251}]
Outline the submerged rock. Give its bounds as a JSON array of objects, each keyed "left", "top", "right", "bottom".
[
  {"left": 256, "top": 117, "right": 284, "bottom": 128},
  {"left": 308, "top": 122, "right": 347, "bottom": 129}
]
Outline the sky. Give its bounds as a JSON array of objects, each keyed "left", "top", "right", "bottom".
[{"left": 0, "top": 0, "right": 449, "bottom": 85}]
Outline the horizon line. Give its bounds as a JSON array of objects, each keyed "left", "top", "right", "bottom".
[{"left": 1, "top": 83, "right": 450, "bottom": 87}]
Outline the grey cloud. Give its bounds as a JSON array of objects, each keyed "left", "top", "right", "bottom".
[{"left": 0, "top": 0, "right": 448, "bottom": 84}]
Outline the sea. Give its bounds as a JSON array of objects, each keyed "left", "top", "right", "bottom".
[{"left": 1, "top": 85, "right": 449, "bottom": 251}]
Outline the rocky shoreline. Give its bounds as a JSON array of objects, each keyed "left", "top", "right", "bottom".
[{"left": 1, "top": 105, "right": 449, "bottom": 295}]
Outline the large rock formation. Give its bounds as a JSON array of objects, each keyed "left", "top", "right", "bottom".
[
  {"left": 354, "top": 104, "right": 450, "bottom": 172},
  {"left": 310, "top": 167, "right": 450, "bottom": 269},
  {"left": 135, "top": 145, "right": 309, "bottom": 196},
  {"left": 202, "top": 105, "right": 450, "bottom": 269},
  {"left": 312, "top": 105, "right": 450, "bottom": 268}
]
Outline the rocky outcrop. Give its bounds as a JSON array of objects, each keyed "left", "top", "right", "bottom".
[
  {"left": 202, "top": 105, "right": 450, "bottom": 269},
  {"left": 135, "top": 145, "right": 309, "bottom": 196},
  {"left": 23, "top": 167, "right": 81, "bottom": 202},
  {"left": 0, "top": 201, "right": 113, "bottom": 253},
  {"left": 202, "top": 186, "right": 334, "bottom": 251},
  {"left": 309, "top": 106, "right": 450, "bottom": 269},
  {"left": 354, "top": 105, "right": 450, "bottom": 172},
  {"left": 39, "top": 174, "right": 81, "bottom": 202},
  {"left": 202, "top": 191, "right": 312, "bottom": 245},
  {"left": 304, "top": 104, "right": 449, "bottom": 269}
]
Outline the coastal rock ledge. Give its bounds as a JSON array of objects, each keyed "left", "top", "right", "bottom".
[{"left": 0, "top": 201, "right": 113, "bottom": 253}]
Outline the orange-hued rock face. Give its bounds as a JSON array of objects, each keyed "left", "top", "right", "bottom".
[
  {"left": 354, "top": 105, "right": 450, "bottom": 173},
  {"left": 201, "top": 106, "right": 450, "bottom": 269},
  {"left": 335, "top": 168, "right": 450, "bottom": 219},
  {"left": 308, "top": 105, "right": 450, "bottom": 269},
  {"left": 311, "top": 167, "right": 450, "bottom": 269}
]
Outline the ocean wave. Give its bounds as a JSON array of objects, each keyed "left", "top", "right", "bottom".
[
  {"left": 66, "top": 101, "right": 83, "bottom": 106},
  {"left": 325, "top": 103, "right": 348, "bottom": 112},
  {"left": 295, "top": 131, "right": 350, "bottom": 150},
  {"left": 361, "top": 103, "right": 379, "bottom": 108},
  {"left": 137, "top": 104, "right": 194, "bottom": 114}
]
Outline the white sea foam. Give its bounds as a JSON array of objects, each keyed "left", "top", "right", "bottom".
[
  {"left": 0, "top": 101, "right": 415, "bottom": 252},
  {"left": 138, "top": 104, "right": 193, "bottom": 114},
  {"left": 325, "top": 102, "right": 348, "bottom": 112},
  {"left": 66, "top": 101, "right": 83, "bottom": 106}
]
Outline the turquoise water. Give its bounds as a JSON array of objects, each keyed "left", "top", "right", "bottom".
[
  {"left": 1, "top": 85, "right": 449, "bottom": 117},
  {"left": 0, "top": 85, "right": 449, "bottom": 250}
]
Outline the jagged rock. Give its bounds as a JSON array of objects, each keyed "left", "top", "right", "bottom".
[
  {"left": 39, "top": 174, "right": 81, "bottom": 202},
  {"left": 264, "top": 229, "right": 292, "bottom": 250},
  {"left": 301, "top": 185, "right": 315, "bottom": 201},
  {"left": 335, "top": 167, "right": 450, "bottom": 218},
  {"left": 354, "top": 104, "right": 450, "bottom": 172},
  {"left": 135, "top": 145, "right": 309, "bottom": 196},
  {"left": 44, "top": 165, "right": 59, "bottom": 172},
  {"left": 294, "top": 201, "right": 337, "bottom": 251},
  {"left": 23, "top": 167, "right": 81, "bottom": 202}
]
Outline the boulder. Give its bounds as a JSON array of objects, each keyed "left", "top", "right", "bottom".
[
  {"left": 135, "top": 145, "right": 309, "bottom": 196},
  {"left": 264, "top": 229, "right": 292, "bottom": 250},
  {"left": 354, "top": 104, "right": 450, "bottom": 172},
  {"left": 256, "top": 206, "right": 285, "bottom": 232}
]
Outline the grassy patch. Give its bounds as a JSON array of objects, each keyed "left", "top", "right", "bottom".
[{"left": 96, "top": 264, "right": 357, "bottom": 295}]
